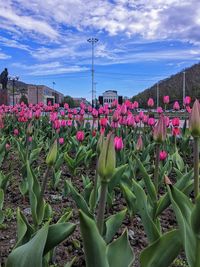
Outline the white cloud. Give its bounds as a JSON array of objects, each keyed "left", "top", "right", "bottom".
[{"left": 12, "top": 62, "right": 89, "bottom": 76}]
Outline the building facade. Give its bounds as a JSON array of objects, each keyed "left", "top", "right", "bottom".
[
  {"left": 102, "top": 90, "right": 118, "bottom": 104},
  {"left": 28, "top": 85, "right": 64, "bottom": 105}
]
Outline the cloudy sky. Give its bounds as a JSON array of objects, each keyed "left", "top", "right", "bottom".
[{"left": 0, "top": 0, "right": 200, "bottom": 100}]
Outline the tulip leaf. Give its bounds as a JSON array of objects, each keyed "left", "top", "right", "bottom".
[
  {"left": 104, "top": 209, "right": 127, "bottom": 243},
  {"left": 132, "top": 179, "right": 160, "bottom": 243},
  {"left": 168, "top": 185, "right": 196, "bottom": 267},
  {"left": 108, "top": 164, "right": 128, "bottom": 191},
  {"left": 6, "top": 223, "right": 49, "bottom": 267},
  {"left": 79, "top": 210, "right": 109, "bottom": 267},
  {"left": 65, "top": 180, "right": 93, "bottom": 218},
  {"left": 133, "top": 156, "right": 157, "bottom": 203},
  {"left": 120, "top": 183, "right": 137, "bottom": 217},
  {"left": 156, "top": 170, "right": 193, "bottom": 216},
  {"left": 107, "top": 229, "right": 134, "bottom": 267},
  {"left": 15, "top": 209, "right": 34, "bottom": 248},
  {"left": 140, "top": 229, "right": 182, "bottom": 267},
  {"left": 43, "top": 222, "right": 76, "bottom": 255}
]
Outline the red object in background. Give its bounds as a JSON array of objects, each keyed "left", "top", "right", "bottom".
[{"left": 0, "top": 90, "right": 8, "bottom": 105}]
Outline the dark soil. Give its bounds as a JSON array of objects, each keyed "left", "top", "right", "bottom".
[{"left": 0, "top": 152, "right": 188, "bottom": 267}]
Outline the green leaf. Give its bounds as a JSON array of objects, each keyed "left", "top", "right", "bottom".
[
  {"left": 6, "top": 223, "right": 49, "bottom": 267},
  {"left": 132, "top": 179, "right": 160, "bottom": 243},
  {"left": 65, "top": 180, "right": 92, "bottom": 218},
  {"left": 105, "top": 209, "right": 127, "bottom": 243},
  {"left": 172, "top": 150, "right": 184, "bottom": 172},
  {"left": 43, "top": 222, "right": 76, "bottom": 255},
  {"left": 133, "top": 156, "right": 157, "bottom": 204},
  {"left": 168, "top": 185, "right": 196, "bottom": 267},
  {"left": 156, "top": 170, "right": 193, "bottom": 216},
  {"left": 108, "top": 164, "right": 128, "bottom": 191},
  {"left": 107, "top": 230, "right": 134, "bottom": 267},
  {"left": 120, "top": 183, "right": 137, "bottom": 217},
  {"left": 140, "top": 230, "right": 182, "bottom": 267},
  {"left": 79, "top": 210, "right": 109, "bottom": 267},
  {"left": 15, "top": 209, "right": 34, "bottom": 248}
]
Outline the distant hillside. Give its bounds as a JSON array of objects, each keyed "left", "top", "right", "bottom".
[{"left": 131, "top": 63, "right": 200, "bottom": 107}]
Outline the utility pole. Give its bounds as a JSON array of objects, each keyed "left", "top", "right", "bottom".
[
  {"left": 156, "top": 82, "right": 159, "bottom": 108},
  {"left": 94, "top": 82, "right": 97, "bottom": 108},
  {"left": 87, "top": 38, "right": 98, "bottom": 107},
  {"left": 9, "top": 76, "right": 19, "bottom": 106},
  {"left": 183, "top": 71, "right": 186, "bottom": 107},
  {"left": 53, "top": 81, "right": 56, "bottom": 103},
  {"left": 36, "top": 86, "right": 39, "bottom": 104}
]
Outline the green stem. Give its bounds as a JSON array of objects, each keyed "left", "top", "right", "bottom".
[
  {"left": 40, "top": 166, "right": 51, "bottom": 200},
  {"left": 154, "top": 143, "right": 160, "bottom": 192},
  {"left": 194, "top": 137, "right": 199, "bottom": 200},
  {"left": 97, "top": 182, "right": 108, "bottom": 235},
  {"left": 91, "top": 160, "right": 99, "bottom": 214}
]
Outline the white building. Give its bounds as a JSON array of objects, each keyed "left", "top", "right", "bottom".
[{"left": 103, "top": 90, "right": 118, "bottom": 104}]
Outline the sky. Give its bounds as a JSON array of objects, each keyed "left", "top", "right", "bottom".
[{"left": 0, "top": 0, "right": 200, "bottom": 101}]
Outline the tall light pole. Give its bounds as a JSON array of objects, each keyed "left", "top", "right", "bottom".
[
  {"left": 156, "top": 82, "right": 159, "bottom": 108},
  {"left": 53, "top": 81, "right": 56, "bottom": 103},
  {"left": 9, "top": 76, "right": 19, "bottom": 106},
  {"left": 94, "top": 82, "right": 97, "bottom": 108},
  {"left": 183, "top": 71, "right": 186, "bottom": 107},
  {"left": 87, "top": 37, "right": 98, "bottom": 107}
]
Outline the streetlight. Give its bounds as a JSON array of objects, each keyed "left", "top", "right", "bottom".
[
  {"left": 87, "top": 37, "right": 98, "bottom": 107},
  {"left": 53, "top": 81, "right": 56, "bottom": 103},
  {"left": 9, "top": 76, "right": 19, "bottom": 106},
  {"left": 183, "top": 71, "right": 186, "bottom": 107},
  {"left": 156, "top": 82, "right": 159, "bottom": 108}
]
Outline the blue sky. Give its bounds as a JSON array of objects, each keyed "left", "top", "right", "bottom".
[{"left": 0, "top": 0, "right": 200, "bottom": 101}]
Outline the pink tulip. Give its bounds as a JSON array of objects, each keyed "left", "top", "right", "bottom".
[
  {"left": 127, "top": 114, "right": 135, "bottom": 126},
  {"left": 112, "top": 110, "right": 120, "bottom": 122},
  {"left": 147, "top": 98, "right": 154, "bottom": 107},
  {"left": 139, "top": 111, "right": 144, "bottom": 120},
  {"left": 6, "top": 143, "right": 10, "bottom": 150},
  {"left": 163, "top": 95, "right": 169, "bottom": 104},
  {"left": 148, "top": 117, "right": 155, "bottom": 126},
  {"left": 61, "top": 120, "right": 67, "bottom": 127},
  {"left": 172, "top": 127, "right": 180, "bottom": 136},
  {"left": 184, "top": 96, "right": 191, "bottom": 105},
  {"left": 132, "top": 101, "right": 139, "bottom": 109},
  {"left": 120, "top": 104, "right": 127, "bottom": 116},
  {"left": 135, "top": 115, "right": 140, "bottom": 123},
  {"left": 28, "top": 136, "right": 33, "bottom": 142},
  {"left": 143, "top": 115, "right": 148, "bottom": 124},
  {"left": 165, "top": 116, "right": 170, "bottom": 127},
  {"left": 114, "top": 136, "right": 124, "bottom": 151},
  {"left": 64, "top": 103, "right": 69, "bottom": 109},
  {"left": 173, "top": 101, "right": 180, "bottom": 110},
  {"left": 153, "top": 115, "right": 167, "bottom": 143},
  {"left": 172, "top": 117, "right": 180, "bottom": 127},
  {"left": 157, "top": 107, "right": 163, "bottom": 114},
  {"left": 14, "top": 129, "right": 19, "bottom": 136},
  {"left": 186, "top": 106, "right": 191, "bottom": 113},
  {"left": 159, "top": 151, "right": 167, "bottom": 161},
  {"left": 100, "top": 118, "right": 108, "bottom": 128},
  {"left": 67, "top": 120, "right": 72, "bottom": 126},
  {"left": 60, "top": 110, "right": 65, "bottom": 116},
  {"left": 136, "top": 135, "right": 143, "bottom": 151},
  {"left": 59, "top": 138, "right": 64, "bottom": 145},
  {"left": 92, "top": 109, "right": 98, "bottom": 118},
  {"left": 76, "top": 131, "right": 84, "bottom": 142}
]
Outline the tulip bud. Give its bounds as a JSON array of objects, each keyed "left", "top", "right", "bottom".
[
  {"left": 189, "top": 99, "right": 200, "bottom": 137},
  {"left": 46, "top": 139, "right": 58, "bottom": 166},
  {"left": 136, "top": 135, "right": 143, "bottom": 151},
  {"left": 153, "top": 115, "right": 167, "bottom": 143},
  {"left": 97, "top": 133, "right": 104, "bottom": 155},
  {"left": 97, "top": 134, "right": 116, "bottom": 182},
  {"left": 27, "top": 123, "right": 33, "bottom": 136}
]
